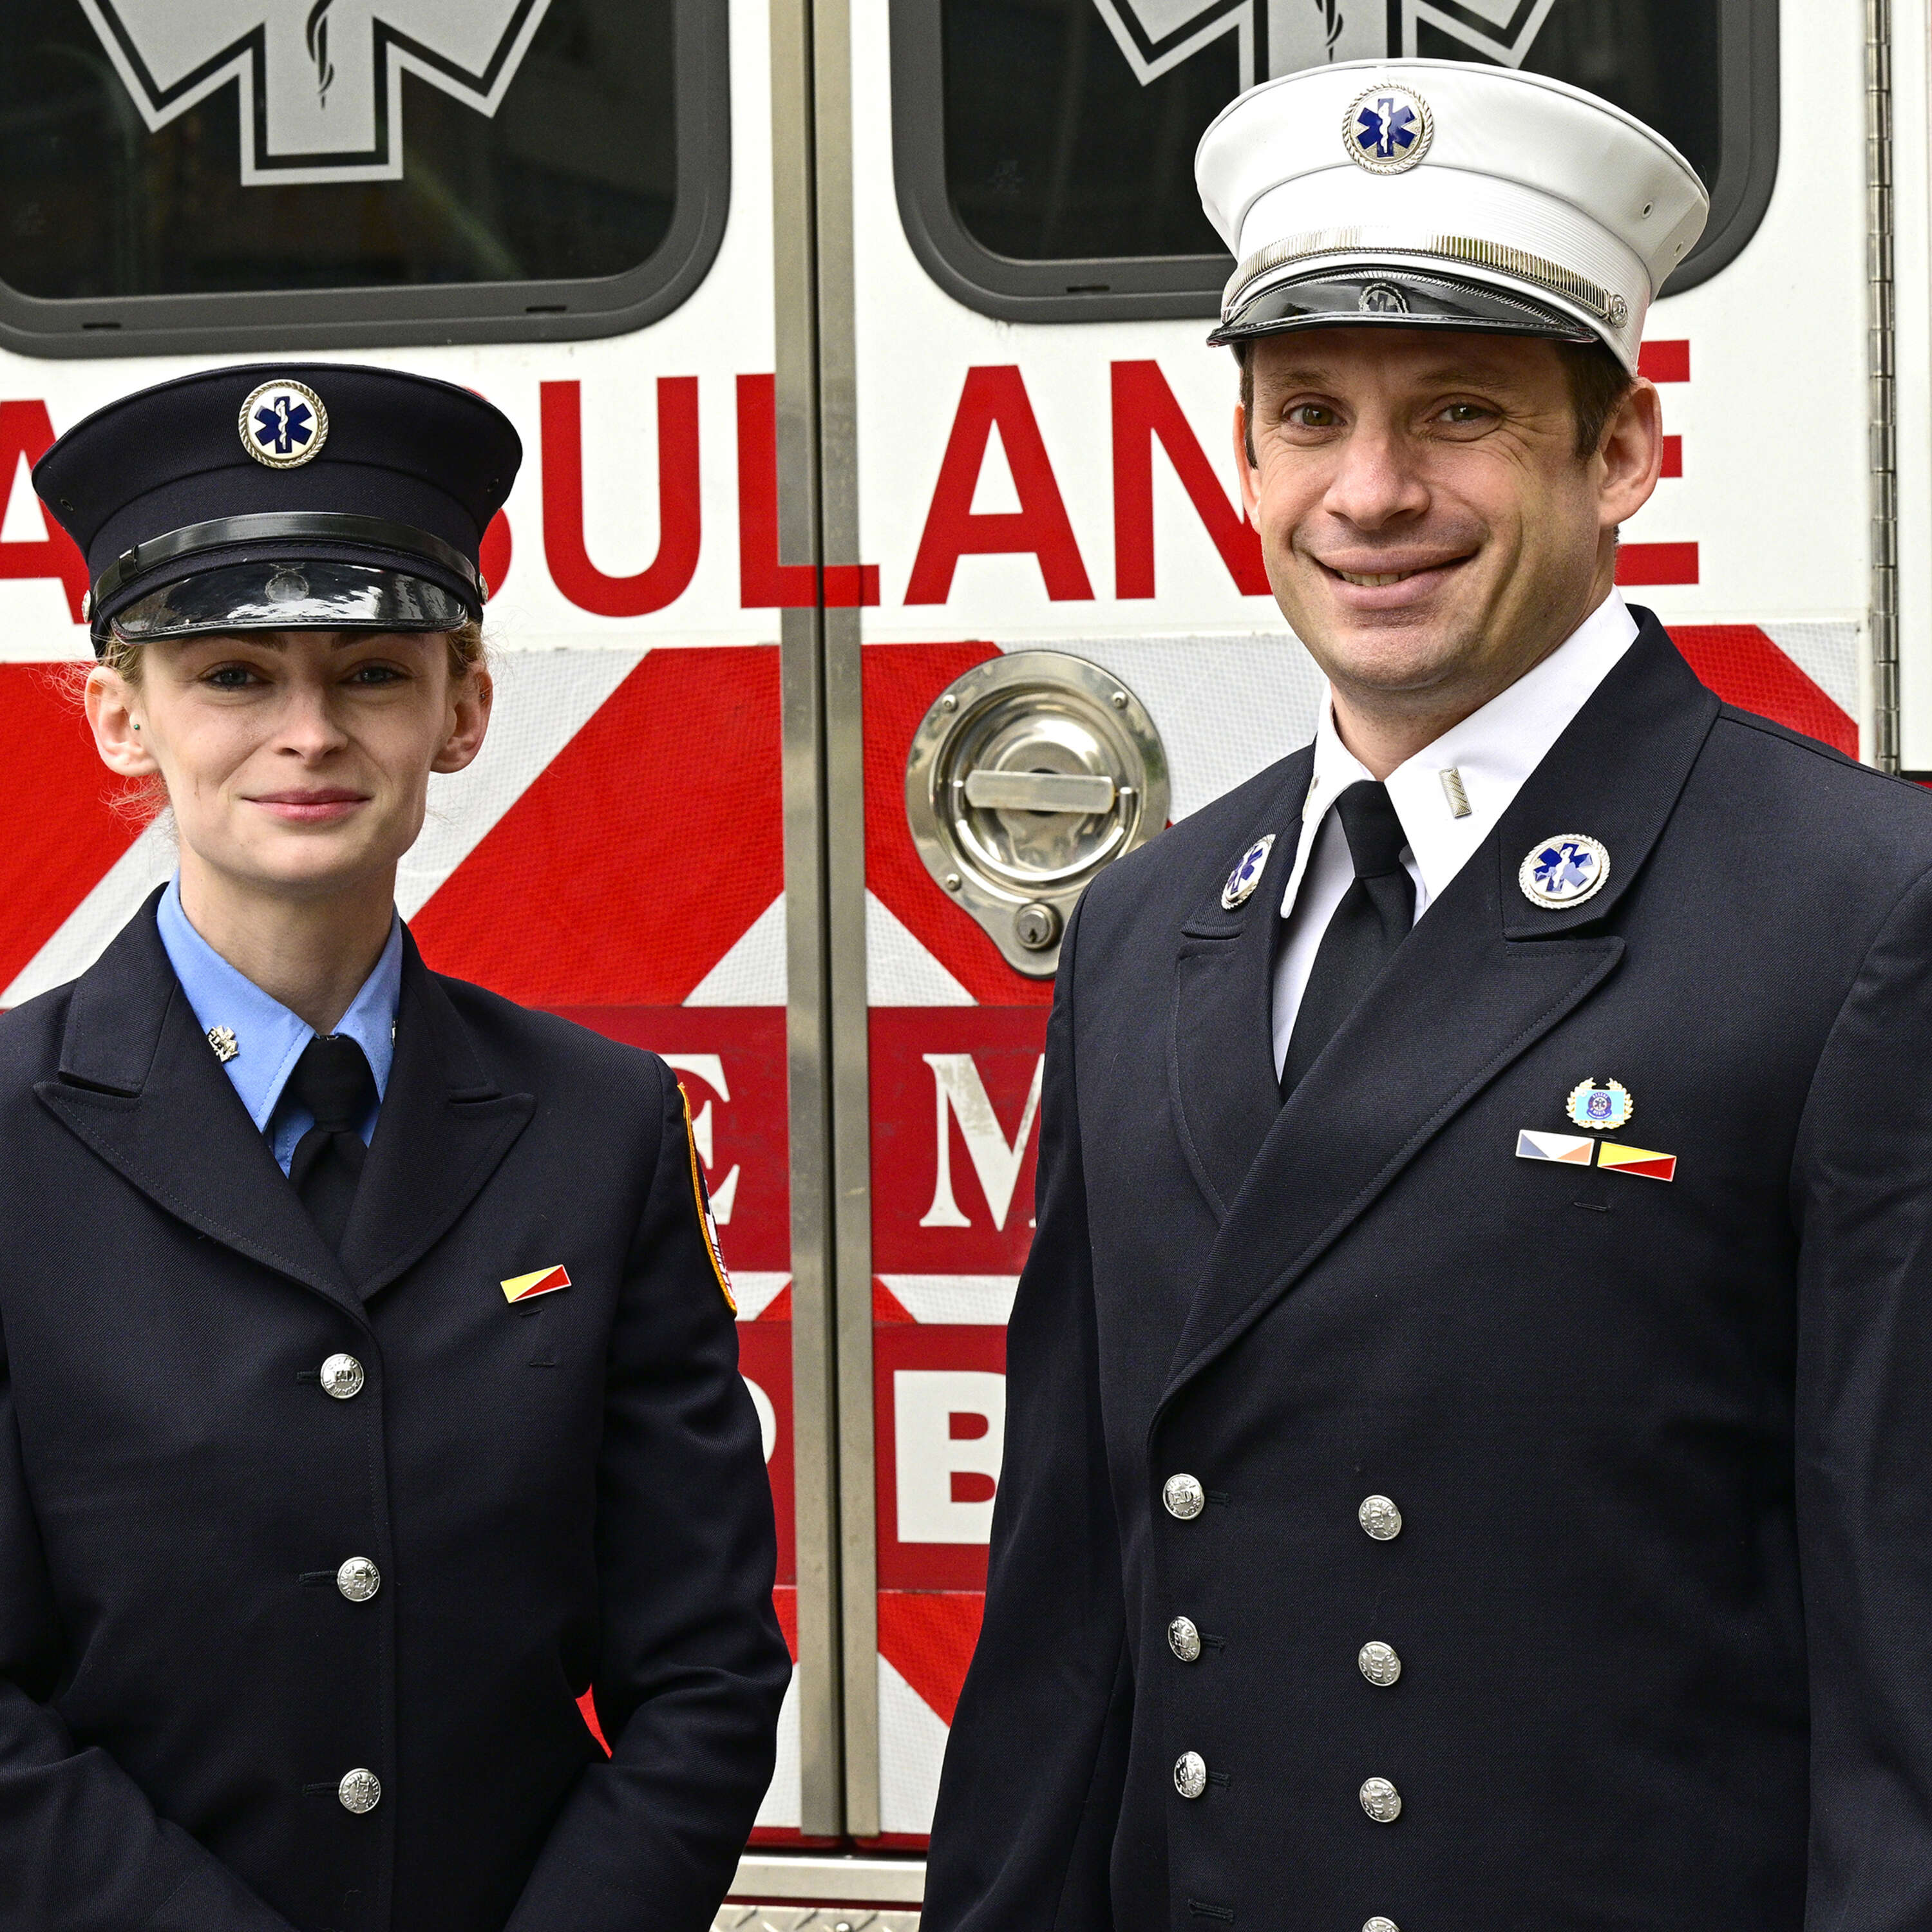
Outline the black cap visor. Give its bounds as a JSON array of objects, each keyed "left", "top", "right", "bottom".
[
  {"left": 109, "top": 560, "right": 470, "bottom": 646},
  {"left": 1210, "top": 267, "right": 1599, "bottom": 350}
]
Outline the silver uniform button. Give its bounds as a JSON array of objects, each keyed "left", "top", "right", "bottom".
[
  {"left": 1168, "top": 1616, "right": 1202, "bottom": 1663},
  {"left": 337, "top": 1768, "right": 381, "bottom": 1814},
  {"left": 320, "top": 1354, "right": 365, "bottom": 1400},
  {"left": 1163, "top": 1473, "right": 1206, "bottom": 1520},
  {"left": 337, "top": 1557, "right": 381, "bottom": 1604},
  {"left": 1358, "top": 1640, "right": 1401, "bottom": 1687},
  {"left": 1364, "top": 1920, "right": 1400, "bottom": 1932},
  {"left": 1358, "top": 1494, "right": 1402, "bottom": 1540},
  {"left": 1173, "top": 1750, "right": 1208, "bottom": 1800},
  {"left": 1359, "top": 1776, "right": 1402, "bottom": 1823}
]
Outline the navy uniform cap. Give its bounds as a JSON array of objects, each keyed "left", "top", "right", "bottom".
[{"left": 33, "top": 363, "right": 522, "bottom": 655}]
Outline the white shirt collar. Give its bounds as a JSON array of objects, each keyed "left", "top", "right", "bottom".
[{"left": 1278, "top": 589, "right": 1640, "bottom": 922}]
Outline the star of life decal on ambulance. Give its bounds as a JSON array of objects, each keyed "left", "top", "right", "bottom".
[{"left": 76, "top": 0, "right": 553, "bottom": 185}]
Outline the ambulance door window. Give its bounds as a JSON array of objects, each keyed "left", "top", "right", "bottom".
[
  {"left": 892, "top": 0, "right": 1776, "bottom": 320},
  {"left": 0, "top": 0, "right": 728, "bottom": 352}
]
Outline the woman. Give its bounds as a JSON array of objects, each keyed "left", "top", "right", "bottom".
[{"left": 1, "top": 365, "right": 790, "bottom": 1931}]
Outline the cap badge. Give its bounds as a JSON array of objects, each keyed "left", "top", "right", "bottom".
[
  {"left": 1566, "top": 1077, "right": 1633, "bottom": 1132},
  {"left": 1359, "top": 281, "right": 1411, "bottom": 316},
  {"left": 1518, "top": 833, "right": 1609, "bottom": 910},
  {"left": 240, "top": 379, "right": 328, "bottom": 470},
  {"left": 1221, "top": 833, "right": 1276, "bottom": 910},
  {"left": 1343, "top": 83, "right": 1434, "bottom": 176}
]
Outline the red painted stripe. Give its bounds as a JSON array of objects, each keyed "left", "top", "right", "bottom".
[
  {"left": 1638, "top": 339, "right": 1690, "bottom": 383},
  {"left": 878, "top": 1589, "right": 983, "bottom": 1727},
  {"left": 412, "top": 648, "right": 784, "bottom": 1005},
  {"left": 0, "top": 667, "right": 145, "bottom": 994},
  {"left": 1616, "top": 542, "right": 1699, "bottom": 586},
  {"left": 1660, "top": 435, "right": 1682, "bottom": 478},
  {"left": 1671, "top": 625, "right": 1857, "bottom": 757}
]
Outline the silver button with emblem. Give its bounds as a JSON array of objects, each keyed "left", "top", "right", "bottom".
[
  {"left": 1163, "top": 1473, "right": 1206, "bottom": 1520},
  {"left": 1358, "top": 1640, "right": 1401, "bottom": 1687},
  {"left": 1358, "top": 1494, "right": 1402, "bottom": 1540},
  {"left": 337, "top": 1768, "right": 381, "bottom": 1814},
  {"left": 319, "top": 1354, "right": 365, "bottom": 1400},
  {"left": 1168, "top": 1616, "right": 1202, "bottom": 1663},
  {"left": 1173, "top": 1750, "right": 1208, "bottom": 1800},
  {"left": 336, "top": 1557, "right": 381, "bottom": 1604},
  {"left": 1364, "top": 1919, "right": 1400, "bottom": 1932},
  {"left": 1359, "top": 1776, "right": 1402, "bottom": 1823}
]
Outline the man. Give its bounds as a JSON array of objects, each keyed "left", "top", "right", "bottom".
[{"left": 924, "top": 58, "right": 1932, "bottom": 1932}]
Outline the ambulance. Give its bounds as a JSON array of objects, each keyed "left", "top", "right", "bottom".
[{"left": 0, "top": 0, "right": 1915, "bottom": 1917}]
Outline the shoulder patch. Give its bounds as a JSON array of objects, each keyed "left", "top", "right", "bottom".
[{"left": 679, "top": 1080, "right": 737, "bottom": 1314}]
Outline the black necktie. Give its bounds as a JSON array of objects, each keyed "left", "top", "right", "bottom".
[
  {"left": 1280, "top": 780, "right": 1416, "bottom": 1099},
  {"left": 287, "top": 1034, "right": 376, "bottom": 1253}
]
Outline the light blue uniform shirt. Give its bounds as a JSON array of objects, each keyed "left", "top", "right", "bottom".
[{"left": 155, "top": 876, "right": 403, "bottom": 1175}]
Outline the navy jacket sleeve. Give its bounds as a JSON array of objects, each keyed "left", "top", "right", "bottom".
[
  {"left": 0, "top": 1341, "right": 299, "bottom": 1931},
  {"left": 505, "top": 1060, "right": 790, "bottom": 1932},
  {"left": 924, "top": 901, "right": 1134, "bottom": 1931},
  {"left": 1792, "top": 860, "right": 1932, "bottom": 1926}
]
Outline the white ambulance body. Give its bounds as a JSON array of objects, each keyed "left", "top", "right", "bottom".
[{"left": 0, "top": 0, "right": 1918, "bottom": 1912}]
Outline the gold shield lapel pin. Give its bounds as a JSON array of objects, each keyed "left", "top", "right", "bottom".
[{"left": 501, "top": 1265, "right": 571, "bottom": 1305}]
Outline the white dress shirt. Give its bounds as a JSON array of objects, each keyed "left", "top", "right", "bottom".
[{"left": 1272, "top": 590, "right": 1641, "bottom": 1077}]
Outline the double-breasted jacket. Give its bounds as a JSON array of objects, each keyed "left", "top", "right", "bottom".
[{"left": 927, "top": 612, "right": 1932, "bottom": 1930}]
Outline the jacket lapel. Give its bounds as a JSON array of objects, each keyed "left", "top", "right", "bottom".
[
  {"left": 336, "top": 936, "right": 534, "bottom": 1301},
  {"left": 1160, "top": 612, "right": 1721, "bottom": 1401},
  {"left": 35, "top": 892, "right": 357, "bottom": 1314},
  {"left": 1168, "top": 750, "right": 1312, "bottom": 1219}
]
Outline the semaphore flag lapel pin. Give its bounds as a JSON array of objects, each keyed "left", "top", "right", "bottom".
[{"left": 502, "top": 1264, "right": 571, "bottom": 1305}]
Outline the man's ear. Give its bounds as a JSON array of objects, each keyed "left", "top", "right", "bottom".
[{"left": 1596, "top": 377, "right": 1663, "bottom": 531}]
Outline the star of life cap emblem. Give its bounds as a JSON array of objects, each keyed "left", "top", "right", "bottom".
[
  {"left": 240, "top": 379, "right": 328, "bottom": 470},
  {"left": 1343, "top": 82, "right": 1434, "bottom": 176}
]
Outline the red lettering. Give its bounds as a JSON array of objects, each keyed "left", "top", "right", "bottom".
[
  {"left": 736, "top": 374, "right": 815, "bottom": 609},
  {"left": 540, "top": 378, "right": 700, "bottom": 618},
  {"left": 480, "top": 511, "right": 511, "bottom": 598},
  {"left": 905, "top": 366, "right": 1092, "bottom": 603},
  {"left": 1110, "top": 361, "right": 1269, "bottom": 598},
  {"left": 735, "top": 374, "right": 880, "bottom": 609},
  {"left": 0, "top": 402, "right": 87, "bottom": 622}
]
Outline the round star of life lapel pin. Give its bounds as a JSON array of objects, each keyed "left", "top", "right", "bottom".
[
  {"left": 239, "top": 379, "right": 328, "bottom": 469},
  {"left": 1566, "top": 1077, "right": 1633, "bottom": 1132},
  {"left": 1519, "top": 833, "right": 1610, "bottom": 911},
  {"left": 1221, "top": 833, "right": 1276, "bottom": 910},
  {"left": 1343, "top": 82, "right": 1435, "bottom": 176}
]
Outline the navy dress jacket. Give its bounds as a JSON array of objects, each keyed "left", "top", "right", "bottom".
[
  {"left": 0, "top": 899, "right": 789, "bottom": 1932},
  {"left": 925, "top": 611, "right": 1932, "bottom": 1930}
]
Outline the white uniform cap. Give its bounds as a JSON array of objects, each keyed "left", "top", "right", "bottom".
[{"left": 1195, "top": 59, "right": 1709, "bottom": 372}]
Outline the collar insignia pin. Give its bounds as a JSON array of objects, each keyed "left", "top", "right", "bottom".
[
  {"left": 1221, "top": 834, "right": 1276, "bottom": 910},
  {"left": 1566, "top": 1077, "right": 1633, "bottom": 1132},
  {"left": 1520, "top": 833, "right": 1609, "bottom": 909},
  {"left": 206, "top": 1025, "right": 239, "bottom": 1064},
  {"left": 502, "top": 1265, "right": 571, "bottom": 1305}
]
